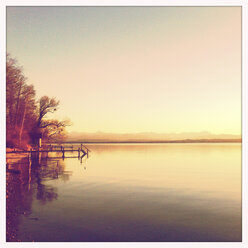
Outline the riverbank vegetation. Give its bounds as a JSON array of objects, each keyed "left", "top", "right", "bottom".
[{"left": 6, "top": 54, "right": 70, "bottom": 149}]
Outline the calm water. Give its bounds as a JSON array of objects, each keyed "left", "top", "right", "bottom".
[{"left": 6, "top": 143, "right": 241, "bottom": 242}]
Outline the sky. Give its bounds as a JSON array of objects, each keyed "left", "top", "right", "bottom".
[{"left": 6, "top": 6, "right": 241, "bottom": 135}]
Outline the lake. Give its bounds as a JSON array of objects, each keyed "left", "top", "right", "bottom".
[{"left": 6, "top": 143, "right": 241, "bottom": 242}]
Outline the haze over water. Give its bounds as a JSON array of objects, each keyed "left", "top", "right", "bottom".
[{"left": 7, "top": 143, "right": 241, "bottom": 242}]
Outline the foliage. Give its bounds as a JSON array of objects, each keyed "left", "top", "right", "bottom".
[{"left": 6, "top": 54, "right": 70, "bottom": 148}]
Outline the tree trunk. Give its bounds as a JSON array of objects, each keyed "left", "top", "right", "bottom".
[
  {"left": 19, "top": 101, "right": 27, "bottom": 145},
  {"left": 14, "top": 82, "right": 23, "bottom": 128}
]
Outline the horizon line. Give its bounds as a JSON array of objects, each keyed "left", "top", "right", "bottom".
[
  {"left": 54, "top": 139, "right": 242, "bottom": 144},
  {"left": 67, "top": 130, "right": 241, "bottom": 135}
]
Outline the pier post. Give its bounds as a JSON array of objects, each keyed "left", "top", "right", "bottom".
[
  {"left": 62, "top": 147, "right": 65, "bottom": 159},
  {"left": 38, "top": 150, "right": 41, "bottom": 164},
  {"left": 37, "top": 144, "right": 41, "bottom": 164},
  {"left": 78, "top": 147, "right": 80, "bottom": 158}
]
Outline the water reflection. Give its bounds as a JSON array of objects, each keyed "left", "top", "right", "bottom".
[
  {"left": 6, "top": 157, "right": 73, "bottom": 241},
  {"left": 6, "top": 144, "right": 241, "bottom": 242}
]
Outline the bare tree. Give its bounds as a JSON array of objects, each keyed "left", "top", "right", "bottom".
[
  {"left": 6, "top": 54, "right": 36, "bottom": 148},
  {"left": 6, "top": 54, "right": 71, "bottom": 147},
  {"left": 19, "top": 85, "right": 36, "bottom": 145},
  {"left": 37, "top": 96, "right": 60, "bottom": 128},
  {"left": 37, "top": 96, "right": 70, "bottom": 141}
]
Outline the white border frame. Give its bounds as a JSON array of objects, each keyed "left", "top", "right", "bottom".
[{"left": 1, "top": 1, "right": 247, "bottom": 248}]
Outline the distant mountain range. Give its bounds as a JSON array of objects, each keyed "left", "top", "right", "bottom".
[{"left": 65, "top": 131, "right": 241, "bottom": 143}]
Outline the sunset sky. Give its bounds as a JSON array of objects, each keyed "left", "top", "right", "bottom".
[{"left": 6, "top": 7, "right": 241, "bottom": 135}]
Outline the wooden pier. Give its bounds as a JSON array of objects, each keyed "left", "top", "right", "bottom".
[{"left": 6, "top": 143, "right": 91, "bottom": 160}]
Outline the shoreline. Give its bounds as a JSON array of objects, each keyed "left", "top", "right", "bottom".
[
  {"left": 51, "top": 140, "right": 242, "bottom": 144},
  {"left": 6, "top": 148, "right": 30, "bottom": 165}
]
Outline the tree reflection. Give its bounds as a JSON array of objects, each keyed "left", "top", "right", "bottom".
[
  {"left": 6, "top": 157, "right": 72, "bottom": 241},
  {"left": 36, "top": 184, "right": 58, "bottom": 205},
  {"left": 31, "top": 158, "right": 72, "bottom": 204}
]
